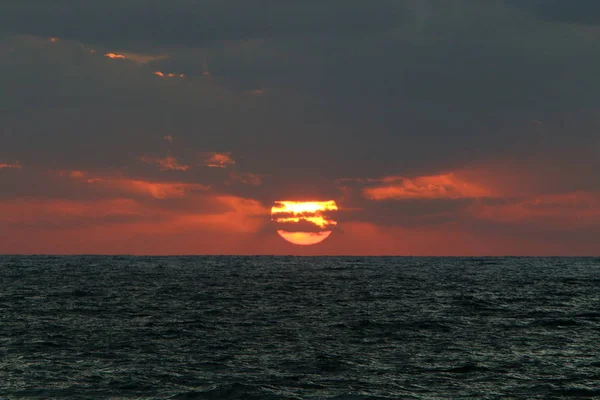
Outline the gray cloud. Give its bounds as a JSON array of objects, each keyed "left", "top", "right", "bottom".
[
  {"left": 0, "top": 0, "right": 402, "bottom": 46},
  {"left": 1, "top": 1, "right": 599, "bottom": 227},
  {"left": 505, "top": 0, "right": 600, "bottom": 25}
]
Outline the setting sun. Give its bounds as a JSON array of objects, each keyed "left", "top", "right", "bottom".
[{"left": 271, "top": 200, "right": 338, "bottom": 245}]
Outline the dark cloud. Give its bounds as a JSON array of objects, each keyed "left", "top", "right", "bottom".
[
  {"left": 2, "top": 28, "right": 599, "bottom": 205},
  {"left": 0, "top": 0, "right": 401, "bottom": 46},
  {"left": 338, "top": 198, "right": 474, "bottom": 228},
  {"left": 505, "top": 0, "right": 600, "bottom": 25},
  {"left": 1, "top": 1, "right": 599, "bottom": 254}
]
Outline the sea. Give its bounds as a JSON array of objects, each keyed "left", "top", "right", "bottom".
[{"left": 1, "top": 256, "right": 599, "bottom": 399}]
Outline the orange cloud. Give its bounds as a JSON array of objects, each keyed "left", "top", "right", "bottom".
[
  {"left": 0, "top": 194, "right": 266, "bottom": 233},
  {"left": 0, "top": 193, "right": 272, "bottom": 255},
  {"left": 139, "top": 155, "right": 190, "bottom": 171},
  {"left": 175, "top": 195, "right": 269, "bottom": 234},
  {"left": 0, "top": 162, "right": 22, "bottom": 170},
  {"left": 104, "top": 52, "right": 168, "bottom": 63},
  {"left": 64, "top": 170, "right": 207, "bottom": 199},
  {"left": 363, "top": 173, "right": 494, "bottom": 200},
  {"left": 153, "top": 71, "right": 185, "bottom": 79},
  {"left": 204, "top": 152, "right": 236, "bottom": 168},
  {"left": 104, "top": 53, "right": 126, "bottom": 59},
  {"left": 126, "top": 180, "right": 204, "bottom": 199}
]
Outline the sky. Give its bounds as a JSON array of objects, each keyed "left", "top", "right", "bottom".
[{"left": 0, "top": 0, "right": 599, "bottom": 255}]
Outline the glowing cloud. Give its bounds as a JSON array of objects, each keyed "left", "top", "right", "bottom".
[
  {"left": 139, "top": 155, "right": 190, "bottom": 172},
  {"left": 0, "top": 162, "right": 22, "bottom": 170},
  {"left": 204, "top": 152, "right": 236, "bottom": 168},
  {"left": 104, "top": 52, "right": 168, "bottom": 63},
  {"left": 126, "top": 180, "right": 201, "bottom": 199},
  {"left": 64, "top": 170, "right": 206, "bottom": 199},
  {"left": 180, "top": 195, "right": 269, "bottom": 234},
  {"left": 153, "top": 71, "right": 185, "bottom": 79},
  {"left": 271, "top": 200, "right": 338, "bottom": 245},
  {"left": 69, "top": 170, "right": 86, "bottom": 178},
  {"left": 363, "top": 173, "right": 493, "bottom": 200},
  {"left": 104, "top": 53, "right": 126, "bottom": 59}
]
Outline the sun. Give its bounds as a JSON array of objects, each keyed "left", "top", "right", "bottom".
[{"left": 271, "top": 200, "right": 338, "bottom": 245}]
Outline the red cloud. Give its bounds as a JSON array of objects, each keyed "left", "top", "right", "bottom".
[
  {"left": 105, "top": 52, "right": 168, "bottom": 64},
  {"left": 104, "top": 53, "right": 126, "bottom": 59},
  {"left": 0, "top": 162, "right": 22, "bottom": 170},
  {"left": 64, "top": 170, "right": 207, "bottom": 199},
  {"left": 203, "top": 152, "right": 236, "bottom": 168},
  {"left": 0, "top": 192, "right": 270, "bottom": 254},
  {"left": 139, "top": 155, "right": 190, "bottom": 172},
  {"left": 362, "top": 173, "right": 494, "bottom": 200},
  {"left": 153, "top": 71, "right": 185, "bottom": 79}
]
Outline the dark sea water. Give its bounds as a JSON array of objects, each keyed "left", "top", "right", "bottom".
[{"left": 1, "top": 256, "right": 599, "bottom": 399}]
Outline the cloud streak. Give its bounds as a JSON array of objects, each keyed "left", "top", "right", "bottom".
[
  {"left": 203, "top": 152, "right": 236, "bottom": 168},
  {"left": 63, "top": 170, "right": 208, "bottom": 199},
  {"left": 0, "top": 162, "right": 22, "bottom": 170},
  {"left": 139, "top": 155, "right": 190, "bottom": 172},
  {"left": 361, "top": 173, "right": 494, "bottom": 201}
]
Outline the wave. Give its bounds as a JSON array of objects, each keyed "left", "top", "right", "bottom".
[{"left": 171, "top": 383, "right": 287, "bottom": 400}]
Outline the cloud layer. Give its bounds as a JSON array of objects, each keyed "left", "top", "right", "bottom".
[{"left": 1, "top": 1, "right": 599, "bottom": 254}]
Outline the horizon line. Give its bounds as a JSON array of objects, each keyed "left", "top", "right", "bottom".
[{"left": 0, "top": 254, "right": 598, "bottom": 258}]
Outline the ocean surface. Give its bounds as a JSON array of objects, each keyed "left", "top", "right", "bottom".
[{"left": 1, "top": 256, "right": 599, "bottom": 399}]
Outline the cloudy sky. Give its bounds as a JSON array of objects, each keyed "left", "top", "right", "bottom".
[{"left": 1, "top": 0, "right": 599, "bottom": 255}]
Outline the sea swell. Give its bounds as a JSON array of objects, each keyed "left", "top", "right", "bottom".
[{"left": 1, "top": 256, "right": 599, "bottom": 399}]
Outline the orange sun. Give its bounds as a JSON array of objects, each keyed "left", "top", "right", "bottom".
[{"left": 271, "top": 200, "right": 338, "bottom": 245}]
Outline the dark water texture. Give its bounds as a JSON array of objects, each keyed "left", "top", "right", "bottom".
[{"left": 1, "top": 256, "right": 599, "bottom": 399}]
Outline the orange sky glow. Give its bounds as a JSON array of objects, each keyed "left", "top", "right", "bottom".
[
  {"left": 1, "top": 27, "right": 599, "bottom": 256},
  {"left": 1, "top": 161, "right": 598, "bottom": 254}
]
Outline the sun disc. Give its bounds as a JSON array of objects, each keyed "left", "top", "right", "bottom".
[{"left": 271, "top": 200, "right": 338, "bottom": 246}]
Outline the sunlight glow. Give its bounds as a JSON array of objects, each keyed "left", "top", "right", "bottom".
[
  {"left": 276, "top": 230, "right": 332, "bottom": 246},
  {"left": 271, "top": 200, "right": 338, "bottom": 245}
]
